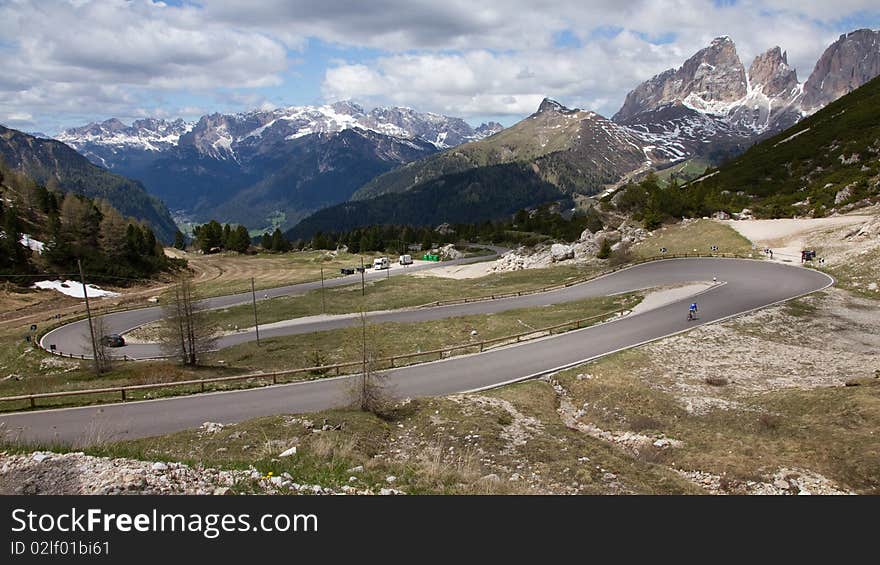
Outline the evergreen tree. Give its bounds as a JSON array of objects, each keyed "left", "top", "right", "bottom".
[
  {"left": 228, "top": 225, "right": 251, "bottom": 253},
  {"left": 0, "top": 205, "right": 30, "bottom": 275},
  {"left": 174, "top": 229, "right": 186, "bottom": 250},
  {"left": 271, "top": 228, "right": 289, "bottom": 252},
  {"left": 194, "top": 220, "right": 223, "bottom": 253},
  {"left": 597, "top": 237, "right": 612, "bottom": 259}
]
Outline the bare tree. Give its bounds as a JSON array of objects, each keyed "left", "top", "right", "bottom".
[
  {"left": 350, "top": 310, "right": 394, "bottom": 414},
  {"left": 93, "top": 316, "right": 112, "bottom": 374},
  {"left": 159, "top": 275, "right": 217, "bottom": 365}
]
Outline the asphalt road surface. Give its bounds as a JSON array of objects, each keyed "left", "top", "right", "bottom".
[{"left": 3, "top": 258, "right": 832, "bottom": 446}]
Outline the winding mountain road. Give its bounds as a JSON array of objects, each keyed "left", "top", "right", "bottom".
[
  {"left": 2, "top": 258, "right": 832, "bottom": 446},
  {"left": 39, "top": 251, "right": 504, "bottom": 359}
]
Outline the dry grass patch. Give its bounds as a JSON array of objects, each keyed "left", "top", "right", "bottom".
[{"left": 632, "top": 219, "right": 756, "bottom": 258}]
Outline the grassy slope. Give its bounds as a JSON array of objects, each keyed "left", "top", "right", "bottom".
[
  {"left": 354, "top": 105, "right": 646, "bottom": 202},
  {"left": 688, "top": 74, "right": 880, "bottom": 217},
  {"left": 631, "top": 219, "right": 757, "bottom": 258}
]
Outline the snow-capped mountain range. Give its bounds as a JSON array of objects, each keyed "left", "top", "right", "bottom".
[
  {"left": 53, "top": 103, "right": 502, "bottom": 231},
  {"left": 57, "top": 102, "right": 502, "bottom": 163}
]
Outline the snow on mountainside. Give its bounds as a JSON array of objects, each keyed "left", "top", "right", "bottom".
[
  {"left": 52, "top": 103, "right": 501, "bottom": 231},
  {"left": 57, "top": 102, "right": 503, "bottom": 161},
  {"left": 57, "top": 118, "right": 193, "bottom": 156},
  {"left": 613, "top": 31, "right": 880, "bottom": 165}
]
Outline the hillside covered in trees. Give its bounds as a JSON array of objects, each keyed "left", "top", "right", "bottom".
[
  {"left": 286, "top": 163, "right": 567, "bottom": 240},
  {"left": 0, "top": 125, "right": 178, "bottom": 241},
  {"left": 287, "top": 203, "right": 604, "bottom": 253},
  {"left": 0, "top": 160, "right": 181, "bottom": 283}
]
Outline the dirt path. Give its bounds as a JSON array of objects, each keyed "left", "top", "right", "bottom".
[{"left": 721, "top": 215, "right": 873, "bottom": 263}]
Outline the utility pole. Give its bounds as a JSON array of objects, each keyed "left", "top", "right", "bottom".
[
  {"left": 360, "top": 256, "right": 365, "bottom": 296},
  {"left": 320, "top": 266, "right": 326, "bottom": 314},
  {"left": 251, "top": 277, "right": 261, "bottom": 346},
  {"left": 77, "top": 259, "right": 100, "bottom": 375}
]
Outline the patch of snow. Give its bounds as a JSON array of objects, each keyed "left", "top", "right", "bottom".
[
  {"left": 774, "top": 127, "right": 811, "bottom": 147},
  {"left": 19, "top": 234, "right": 44, "bottom": 254},
  {"left": 31, "top": 280, "right": 119, "bottom": 298}
]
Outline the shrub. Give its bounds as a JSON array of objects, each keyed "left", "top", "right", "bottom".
[
  {"left": 597, "top": 238, "right": 612, "bottom": 259},
  {"left": 705, "top": 376, "right": 729, "bottom": 386}
]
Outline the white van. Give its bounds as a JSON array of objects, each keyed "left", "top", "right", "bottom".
[
  {"left": 399, "top": 254, "right": 413, "bottom": 266},
  {"left": 373, "top": 257, "right": 389, "bottom": 270}
]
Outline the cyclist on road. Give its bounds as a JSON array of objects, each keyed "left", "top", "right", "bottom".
[{"left": 688, "top": 302, "right": 698, "bottom": 320}]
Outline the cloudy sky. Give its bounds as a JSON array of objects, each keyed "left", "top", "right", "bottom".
[{"left": 1, "top": 0, "right": 879, "bottom": 134}]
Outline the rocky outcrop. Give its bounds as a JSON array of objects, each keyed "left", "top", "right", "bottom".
[
  {"left": 536, "top": 97, "right": 579, "bottom": 115},
  {"left": 613, "top": 36, "right": 747, "bottom": 121},
  {"left": 490, "top": 222, "right": 648, "bottom": 272},
  {"left": 0, "top": 451, "right": 404, "bottom": 495},
  {"left": 748, "top": 47, "right": 799, "bottom": 98},
  {"left": 803, "top": 29, "right": 880, "bottom": 111},
  {"left": 437, "top": 243, "right": 463, "bottom": 261},
  {"left": 614, "top": 30, "right": 880, "bottom": 164}
]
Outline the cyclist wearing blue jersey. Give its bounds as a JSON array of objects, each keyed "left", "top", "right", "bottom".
[{"left": 688, "top": 302, "right": 698, "bottom": 320}]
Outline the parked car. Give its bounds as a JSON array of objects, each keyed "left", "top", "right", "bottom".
[
  {"left": 399, "top": 254, "right": 413, "bottom": 265},
  {"left": 340, "top": 267, "right": 355, "bottom": 275},
  {"left": 373, "top": 257, "right": 389, "bottom": 270},
  {"left": 101, "top": 334, "right": 125, "bottom": 347}
]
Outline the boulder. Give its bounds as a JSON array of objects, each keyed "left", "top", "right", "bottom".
[
  {"left": 550, "top": 243, "right": 574, "bottom": 262},
  {"left": 438, "top": 244, "right": 463, "bottom": 260},
  {"left": 834, "top": 185, "right": 853, "bottom": 205}
]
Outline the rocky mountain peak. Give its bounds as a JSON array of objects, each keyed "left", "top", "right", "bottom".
[
  {"left": 613, "top": 36, "right": 747, "bottom": 122},
  {"left": 802, "top": 28, "right": 880, "bottom": 111},
  {"left": 677, "top": 35, "right": 747, "bottom": 102},
  {"left": 100, "top": 118, "right": 127, "bottom": 132},
  {"left": 475, "top": 121, "right": 504, "bottom": 137},
  {"left": 330, "top": 100, "right": 366, "bottom": 116},
  {"left": 748, "top": 46, "right": 799, "bottom": 98},
  {"left": 537, "top": 98, "right": 572, "bottom": 114}
]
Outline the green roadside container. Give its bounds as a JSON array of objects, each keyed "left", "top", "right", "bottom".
[{"left": 422, "top": 254, "right": 440, "bottom": 261}]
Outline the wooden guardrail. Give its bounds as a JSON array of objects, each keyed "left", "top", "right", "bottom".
[
  {"left": 9, "top": 252, "right": 757, "bottom": 410},
  {"left": 0, "top": 307, "right": 630, "bottom": 410}
]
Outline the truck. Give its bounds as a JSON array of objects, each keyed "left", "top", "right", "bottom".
[
  {"left": 373, "top": 257, "right": 389, "bottom": 270},
  {"left": 399, "top": 254, "right": 413, "bottom": 266}
]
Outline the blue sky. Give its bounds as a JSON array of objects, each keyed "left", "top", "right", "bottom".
[{"left": 1, "top": 0, "right": 878, "bottom": 134}]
